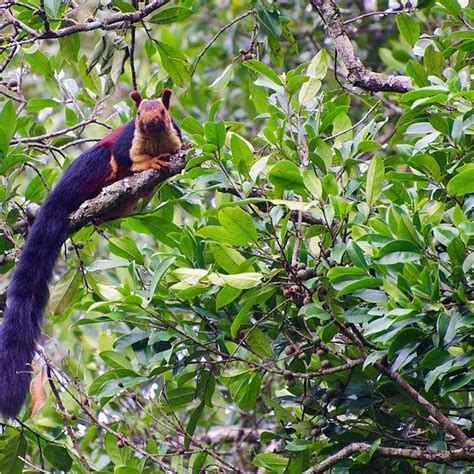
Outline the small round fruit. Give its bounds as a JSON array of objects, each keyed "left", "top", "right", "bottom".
[
  {"left": 297, "top": 269, "right": 308, "bottom": 280},
  {"left": 283, "top": 289, "right": 291, "bottom": 297},
  {"left": 326, "top": 388, "right": 337, "bottom": 399},
  {"left": 296, "top": 262, "right": 307, "bottom": 270},
  {"left": 317, "top": 349, "right": 325, "bottom": 357},
  {"left": 311, "top": 427, "right": 321, "bottom": 437},
  {"left": 284, "top": 346, "right": 294, "bottom": 355},
  {"left": 301, "top": 395, "right": 314, "bottom": 407},
  {"left": 298, "top": 352, "right": 306, "bottom": 360},
  {"left": 317, "top": 285, "right": 328, "bottom": 296},
  {"left": 315, "top": 419, "right": 327, "bottom": 428},
  {"left": 283, "top": 370, "right": 293, "bottom": 379},
  {"left": 321, "top": 360, "right": 332, "bottom": 369}
]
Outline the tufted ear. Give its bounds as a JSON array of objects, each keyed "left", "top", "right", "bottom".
[
  {"left": 130, "top": 90, "right": 142, "bottom": 108},
  {"left": 161, "top": 88, "right": 172, "bottom": 110}
]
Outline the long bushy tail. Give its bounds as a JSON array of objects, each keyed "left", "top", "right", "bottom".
[{"left": 0, "top": 198, "right": 71, "bottom": 418}]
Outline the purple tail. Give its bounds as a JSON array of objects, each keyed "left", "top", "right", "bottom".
[
  {"left": 0, "top": 144, "right": 113, "bottom": 417},
  {"left": 0, "top": 199, "right": 71, "bottom": 417}
]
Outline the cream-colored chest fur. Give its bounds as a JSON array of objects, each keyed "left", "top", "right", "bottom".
[{"left": 130, "top": 126, "right": 181, "bottom": 163}]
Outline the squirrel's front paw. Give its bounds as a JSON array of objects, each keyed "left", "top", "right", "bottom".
[{"left": 150, "top": 154, "right": 171, "bottom": 169}]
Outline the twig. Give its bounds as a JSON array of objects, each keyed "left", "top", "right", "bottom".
[
  {"left": 343, "top": 7, "right": 415, "bottom": 25},
  {"left": 46, "top": 366, "right": 93, "bottom": 472},
  {"left": 191, "top": 9, "right": 254, "bottom": 77},
  {"left": 323, "top": 101, "right": 380, "bottom": 141},
  {"left": 375, "top": 363, "right": 473, "bottom": 447}
]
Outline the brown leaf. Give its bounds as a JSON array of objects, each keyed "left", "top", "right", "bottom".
[{"left": 29, "top": 362, "right": 48, "bottom": 417}]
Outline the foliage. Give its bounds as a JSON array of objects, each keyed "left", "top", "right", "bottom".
[{"left": 0, "top": 0, "right": 473, "bottom": 472}]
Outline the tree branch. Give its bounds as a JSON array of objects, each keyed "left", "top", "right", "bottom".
[
  {"left": 305, "top": 443, "right": 474, "bottom": 473},
  {"left": 310, "top": 0, "right": 412, "bottom": 93},
  {"left": 375, "top": 363, "right": 473, "bottom": 447},
  {"left": 41, "top": 0, "right": 170, "bottom": 39},
  {"left": 68, "top": 152, "right": 187, "bottom": 233},
  {"left": 0, "top": 152, "right": 187, "bottom": 265}
]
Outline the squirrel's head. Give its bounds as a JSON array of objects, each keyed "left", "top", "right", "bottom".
[{"left": 130, "top": 89, "right": 173, "bottom": 136}]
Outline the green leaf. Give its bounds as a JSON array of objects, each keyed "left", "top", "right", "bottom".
[
  {"left": 256, "top": 6, "right": 282, "bottom": 39},
  {"left": 223, "top": 371, "right": 261, "bottom": 410},
  {"left": 218, "top": 272, "right": 262, "bottom": 289},
  {"left": 148, "top": 257, "right": 176, "bottom": 299},
  {"left": 181, "top": 116, "right": 204, "bottom": 135},
  {"left": 252, "top": 452, "right": 288, "bottom": 471},
  {"left": 210, "top": 64, "right": 234, "bottom": 91},
  {"left": 43, "top": 445, "right": 73, "bottom": 472},
  {"left": 395, "top": 15, "right": 420, "bottom": 47},
  {"left": 204, "top": 121, "right": 226, "bottom": 150},
  {"left": 437, "top": 0, "right": 462, "bottom": 15},
  {"left": 0, "top": 434, "right": 27, "bottom": 474},
  {"left": 210, "top": 244, "right": 246, "bottom": 273},
  {"left": 25, "top": 98, "right": 60, "bottom": 113},
  {"left": 268, "top": 161, "right": 305, "bottom": 192},
  {"left": 406, "top": 60, "right": 429, "bottom": 87},
  {"left": 366, "top": 155, "right": 384, "bottom": 206},
  {"left": 100, "top": 351, "right": 133, "bottom": 370},
  {"left": 26, "top": 50, "right": 54, "bottom": 78},
  {"left": 0, "top": 101, "right": 16, "bottom": 154},
  {"left": 347, "top": 240, "right": 369, "bottom": 270},
  {"left": 243, "top": 59, "right": 283, "bottom": 86},
  {"left": 218, "top": 207, "right": 257, "bottom": 245},
  {"left": 155, "top": 41, "right": 190, "bottom": 87},
  {"left": 302, "top": 169, "right": 322, "bottom": 198},
  {"left": 44, "top": 0, "right": 61, "bottom": 16},
  {"left": 49, "top": 270, "right": 82, "bottom": 316},
  {"left": 148, "top": 7, "right": 193, "bottom": 24},
  {"left": 447, "top": 168, "right": 474, "bottom": 196},
  {"left": 230, "top": 132, "right": 254, "bottom": 166},
  {"left": 337, "top": 278, "right": 383, "bottom": 297},
  {"left": 167, "top": 387, "right": 196, "bottom": 407},
  {"left": 246, "top": 328, "right": 273, "bottom": 358},
  {"left": 216, "top": 285, "right": 242, "bottom": 309},
  {"left": 109, "top": 236, "right": 144, "bottom": 264},
  {"left": 185, "top": 402, "right": 204, "bottom": 449},
  {"left": 375, "top": 240, "right": 421, "bottom": 264}
]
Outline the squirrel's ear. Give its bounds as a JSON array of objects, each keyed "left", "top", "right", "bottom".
[
  {"left": 130, "top": 90, "right": 142, "bottom": 108},
  {"left": 161, "top": 88, "right": 172, "bottom": 109}
]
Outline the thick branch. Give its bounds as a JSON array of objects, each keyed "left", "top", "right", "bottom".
[
  {"left": 41, "top": 0, "right": 169, "bottom": 39},
  {"left": 0, "top": 153, "right": 186, "bottom": 265},
  {"left": 305, "top": 443, "right": 474, "bottom": 473},
  {"left": 310, "top": 0, "right": 412, "bottom": 93},
  {"left": 375, "top": 363, "right": 473, "bottom": 447},
  {"left": 68, "top": 152, "right": 186, "bottom": 233}
]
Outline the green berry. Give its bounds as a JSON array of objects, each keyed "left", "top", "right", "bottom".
[
  {"left": 297, "top": 269, "right": 308, "bottom": 280},
  {"left": 321, "top": 360, "right": 332, "bottom": 369},
  {"left": 301, "top": 395, "right": 314, "bottom": 407}
]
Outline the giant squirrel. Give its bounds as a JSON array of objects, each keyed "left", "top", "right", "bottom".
[{"left": 0, "top": 89, "right": 185, "bottom": 418}]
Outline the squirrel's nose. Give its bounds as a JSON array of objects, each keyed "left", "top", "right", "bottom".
[{"left": 141, "top": 120, "right": 165, "bottom": 134}]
